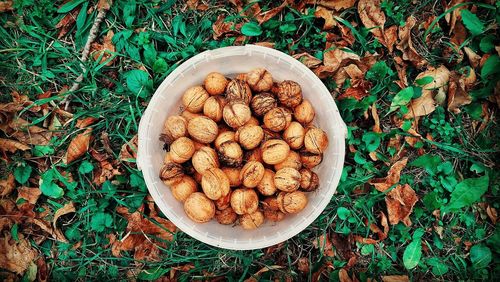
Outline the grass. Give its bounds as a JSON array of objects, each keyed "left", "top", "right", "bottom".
[{"left": 1, "top": 0, "right": 499, "bottom": 281}]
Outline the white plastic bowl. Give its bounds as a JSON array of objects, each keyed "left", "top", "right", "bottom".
[{"left": 138, "top": 45, "right": 346, "bottom": 250}]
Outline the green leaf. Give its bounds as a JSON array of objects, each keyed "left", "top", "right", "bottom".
[
  {"left": 461, "top": 10, "right": 485, "bottom": 36},
  {"left": 337, "top": 207, "right": 351, "bottom": 220},
  {"left": 388, "top": 87, "right": 413, "bottom": 115},
  {"left": 11, "top": 223, "right": 19, "bottom": 242},
  {"left": 40, "top": 170, "right": 64, "bottom": 199},
  {"left": 130, "top": 173, "right": 147, "bottom": 192},
  {"left": 360, "top": 244, "right": 375, "bottom": 256},
  {"left": 138, "top": 268, "right": 170, "bottom": 280},
  {"left": 415, "top": 76, "right": 433, "bottom": 86},
  {"left": 57, "top": 0, "right": 86, "bottom": 13},
  {"left": 90, "top": 212, "right": 113, "bottom": 232},
  {"left": 143, "top": 44, "right": 157, "bottom": 67},
  {"left": 33, "top": 145, "right": 54, "bottom": 157},
  {"left": 445, "top": 176, "right": 489, "bottom": 211},
  {"left": 427, "top": 258, "right": 449, "bottom": 276},
  {"left": 403, "top": 239, "right": 422, "bottom": 269},
  {"left": 241, "top": 22, "right": 262, "bottom": 36},
  {"left": 366, "top": 61, "right": 393, "bottom": 81},
  {"left": 410, "top": 155, "right": 441, "bottom": 175},
  {"left": 78, "top": 160, "right": 94, "bottom": 174},
  {"left": 423, "top": 191, "right": 441, "bottom": 210},
  {"left": 481, "top": 54, "right": 500, "bottom": 78},
  {"left": 480, "top": 35, "right": 495, "bottom": 53},
  {"left": 153, "top": 58, "right": 168, "bottom": 73},
  {"left": 124, "top": 70, "right": 152, "bottom": 98},
  {"left": 362, "top": 132, "right": 381, "bottom": 152},
  {"left": 470, "top": 244, "right": 492, "bottom": 269},
  {"left": 14, "top": 164, "right": 32, "bottom": 184}
]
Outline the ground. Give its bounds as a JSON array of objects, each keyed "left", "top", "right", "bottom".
[{"left": 0, "top": 0, "right": 499, "bottom": 281}]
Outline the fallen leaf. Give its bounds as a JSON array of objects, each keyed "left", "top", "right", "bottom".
[
  {"left": 53, "top": 201, "right": 76, "bottom": 242},
  {"left": 91, "top": 149, "right": 121, "bottom": 185},
  {"left": 36, "top": 257, "right": 48, "bottom": 282},
  {"left": 16, "top": 187, "right": 42, "bottom": 205},
  {"left": 76, "top": 117, "right": 98, "bottom": 129},
  {"left": 384, "top": 25, "right": 398, "bottom": 52},
  {"left": 245, "top": 265, "right": 283, "bottom": 281},
  {"left": 358, "top": 0, "right": 395, "bottom": 51},
  {"left": 0, "top": 174, "right": 15, "bottom": 196},
  {"left": 0, "top": 234, "right": 38, "bottom": 274},
  {"left": 212, "top": 15, "right": 241, "bottom": 40},
  {"left": 369, "top": 158, "right": 408, "bottom": 192},
  {"left": 293, "top": 52, "right": 323, "bottom": 68},
  {"left": 297, "top": 257, "right": 310, "bottom": 273},
  {"left": 404, "top": 65, "right": 450, "bottom": 119},
  {"left": 331, "top": 233, "right": 357, "bottom": 269},
  {"left": 0, "top": 1, "right": 13, "bottom": 12},
  {"left": 338, "top": 80, "right": 371, "bottom": 101},
  {"left": 315, "top": 43, "right": 360, "bottom": 78},
  {"left": 447, "top": 68, "right": 475, "bottom": 113},
  {"left": 254, "top": 41, "right": 275, "bottom": 48},
  {"left": 314, "top": 6, "right": 337, "bottom": 30},
  {"left": 339, "top": 268, "right": 353, "bottom": 282},
  {"left": 445, "top": 0, "right": 466, "bottom": 33},
  {"left": 0, "top": 138, "right": 30, "bottom": 153},
  {"left": 386, "top": 184, "right": 418, "bottom": 226},
  {"left": 486, "top": 205, "right": 497, "bottom": 224},
  {"left": 255, "top": 1, "right": 287, "bottom": 24},
  {"left": 307, "top": 0, "right": 357, "bottom": 11},
  {"left": 7, "top": 118, "right": 52, "bottom": 146},
  {"left": 97, "top": 0, "right": 113, "bottom": 10},
  {"left": 55, "top": 6, "right": 80, "bottom": 38},
  {"left": 382, "top": 275, "right": 410, "bottom": 282},
  {"left": 64, "top": 128, "right": 92, "bottom": 164},
  {"left": 354, "top": 212, "right": 389, "bottom": 244},
  {"left": 119, "top": 135, "right": 138, "bottom": 163},
  {"left": 91, "top": 30, "right": 115, "bottom": 66},
  {"left": 313, "top": 234, "right": 335, "bottom": 257},
  {"left": 396, "top": 16, "right": 426, "bottom": 68},
  {"left": 464, "top": 47, "right": 480, "bottom": 68},
  {"left": 371, "top": 103, "right": 381, "bottom": 133}
]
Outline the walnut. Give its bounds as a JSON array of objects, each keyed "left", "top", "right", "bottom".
[
  {"left": 300, "top": 150, "right": 323, "bottom": 169},
  {"left": 257, "top": 169, "right": 277, "bottom": 196},
  {"left": 230, "top": 188, "right": 259, "bottom": 215},
  {"left": 263, "top": 107, "right": 292, "bottom": 132},
  {"left": 162, "top": 115, "right": 188, "bottom": 143},
  {"left": 221, "top": 167, "right": 242, "bottom": 187},
  {"left": 223, "top": 101, "right": 252, "bottom": 128},
  {"left": 274, "top": 167, "right": 301, "bottom": 192},
  {"left": 182, "top": 86, "right": 209, "bottom": 113},
  {"left": 184, "top": 192, "right": 215, "bottom": 223},
  {"left": 294, "top": 99, "right": 315, "bottom": 125},
  {"left": 159, "top": 162, "right": 184, "bottom": 185},
  {"left": 262, "top": 128, "right": 281, "bottom": 143},
  {"left": 204, "top": 72, "right": 228, "bottom": 95},
  {"left": 304, "top": 127, "right": 329, "bottom": 154},
  {"left": 283, "top": 121, "right": 305, "bottom": 150},
  {"left": 274, "top": 151, "right": 302, "bottom": 171},
  {"left": 215, "top": 191, "right": 232, "bottom": 210},
  {"left": 218, "top": 141, "right": 243, "bottom": 167},
  {"left": 235, "top": 125, "right": 264, "bottom": 150},
  {"left": 181, "top": 110, "right": 202, "bottom": 121},
  {"left": 215, "top": 207, "right": 238, "bottom": 225},
  {"left": 245, "top": 116, "right": 260, "bottom": 126},
  {"left": 214, "top": 131, "right": 236, "bottom": 150},
  {"left": 201, "top": 167, "right": 230, "bottom": 200},
  {"left": 299, "top": 168, "right": 319, "bottom": 192},
  {"left": 261, "top": 139, "right": 290, "bottom": 165},
  {"left": 203, "top": 96, "right": 226, "bottom": 122},
  {"left": 240, "top": 161, "right": 265, "bottom": 188},
  {"left": 171, "top": 175, "right": 198, "bottom": 202},
  {"left": 244, "top": 148, "right": 263, "bottom": 163},
  {"left": 234, "top": 73, "right": 247, "bottom": 81},
  {"left": 192, "top": 146, "right": 219, "bottom": 174},
  {"left": 240, "top": 210, "right": 265, "bottom": 229},
  {"left": 225, "top": 79, "right": 252, "bottom": 104},
  {"left": 169, "top": 137, "right": 195, "bottom": 163},
  {"left": 187, "top": 116, "right": 218, "bottom": 144},
  {"left": 251, "top": 93, "right": 277, "bottom": 117},
  {"left": 280, "top": 191, "right": 308, "bottom": 214},
  {"left": 246, "top": 68, "right": 273, "bottom": 92},
  {"left": 272, "top": 80, "right": 303, "bottom": 108},
  {"left": 262, "top": 197, "right": 285, "bottom": 222}
]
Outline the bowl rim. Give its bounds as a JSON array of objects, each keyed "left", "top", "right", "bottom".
[{"left": 138, "top": 44, "right": 346, "bottom": 250}]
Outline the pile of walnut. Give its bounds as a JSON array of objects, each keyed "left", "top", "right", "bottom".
[{"left": 159, "top": 68, "right": 328, "bottom": 230}]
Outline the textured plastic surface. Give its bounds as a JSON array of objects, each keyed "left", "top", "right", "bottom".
[{"left": 138, "top": 45, "right": 346, "bottom": 250}]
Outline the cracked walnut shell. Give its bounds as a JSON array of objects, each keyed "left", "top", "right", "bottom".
[
  {"left": 261, "top": 139, "right": 290, "bottom": 165},
  {"left": 240, "top": 161, "right": 265, "bottom": 188},
  {"left": 235, "top": 125, "right": 264, "bottom": 150},
  {"left": 274, "top": 167, "right": 301, "bottom": 192},
  {"left": 240, "top": 210, "right": 264, "bottom": 230},
  {"left": 230, "top": 188, "right": 259, "bottom": 215},
  {"left": 273, "top": 80, "right": 302, "bottom": 108},
  {"left": 223, "top": 101, "right": 252, "bottom": 129},
  {"left": 162, "top": 115, "right": 188, "bottom": 143},
  {"left": 182, "top": 86, "right": 209, "bottom": 113},
  {"left": 263, "top": 107, "right": 292, "bottom": 132},
  {"left": 304, "top": 127, "right": 329, "bottom": 154},
  {"left": 171, "top": 175, "right": 198, "bottom": 202},
  {"left": 218, "top": 141, "right": 243, "bottom": 167},
  {"left": 299, "top": 168, "right": 319, "bottom": 192},
  {"left": 250, "top": 93, "right": 277, "bottom": 116},
  {"left": 192, "top": 146, "right": 219, "bottom": 174},
  {"left": 246, "top": 68, "right": 273, "bottom": 92},
  {"left": 160, "top": 162, "right": 184, "bottom": 185},
  {"left": 203, "top": 96, "right": 226, "bottom": 122},
  {"left": 169, "top": 137, "right": 195, "bottom": 163},
  {"left": 283, "top": 121, "right": 305, "bottom": 150},
  {"left": 226, "top": 79, "right": 252, "bottom": 104}
]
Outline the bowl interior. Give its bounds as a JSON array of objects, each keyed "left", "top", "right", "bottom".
[{"left": 138, "top": 46, "right": 345, "bottom": 250}]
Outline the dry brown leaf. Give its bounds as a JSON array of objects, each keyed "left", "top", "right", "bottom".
[
  {"left": 97, "top": 0, "right": 113, "bottom": 10},
  {"left": 76, "top": 117, "right": 98, "bottom": 129},
  {"left": 293, "top": 52, "right": 322, "bottom": 68},
  {"left": 255, "top": 1, "right": 287, "bottom": 24},
  {"left": 0, "top": 1, "right": 13, "bottom": 12},
  {"left": 396, "top": 16, "right": 426, "bottom": 68},
  {"left": 90, "top": 149, "right": 121, "bottom": 185},
  {"left": 91, "top": 30, "right": 115, "bottom": 66},
  {"left": 212, "top": 15, "right": 241, "bottom": 40},
  {"left": 382, "top": 275, "right": 410, "bottom": 282},
  {"left": 53, "top": 201, "right": 76, "bottom": 242},
  {"left": 16, "top": 187, "right": 42, "bottom": 205},
  {"left": 446, "top": 0, "right": 466, "bottom": 33},
  {"left": 64, "top": 128, "right": 92, "bottom": 164},
  {"left": 404, "top": 65, "right": 450, "bottom": 119},
  {"left": 307, "top": 0, "right": 356, "bottom": 11},
  {"left": 354, "top": 212, "right": 389, "bottom": 244},
  {"left": 371, "top": 103, "right": 381, "bottom": 133},
  {"left": 55, "top": 7, "right": 80, "bottom": 38},
  {"left": 119, "top": 135, "right": 138, "bottom": 163},
  {"left": 0, "top": 138, "right": 30, "bottom": 153},
  {"left": 111, "top": 204, "right": 176, "bottom": 261},
  {"left": 245, "top": 265, "right": 283, "bottom": 281},
  {"left": 36, "top": 257, "right": 48, "bottom": 282},
  {"left": 338, "top": 82, "right": 371, "bottom": 101},
  {"left": 369, "top": 158, "right": 408, "bottom": 192},
  {"left": 358, "top": 0, "right": 395, "bottom": 50},
  {"left": 313, "top": 234, "right": 335, "bottom": 257},
  {"left": 297, "top": 257, "right": 310, "bottom": 273},
  {"left": 315, "top": 43, "right": 360, "bottom": 78},
  {"left": 0, "top": 174, "right": 15, "bottom": 197},
  {"left": 314, "top": 6, "right": 337, "bottom": 30},
  {"left": 339, "top": 268, "right": 353, "bottom": 282},
  {"left": 7, "top": 118, "right": 52, "bottom": 146},
  {"left": 0, "top": 234, "right": 38, "bottom": 274},
  {"left": 464, "top": 47, "right": 480, "bottom": 68},
  {"left": 386, "top": 184, "right": 418, "bottom": 226},
  {"left": 332, "top": 233, "right": 357, "bottom": 268},
  {"left": 486, "top": 205, "right": 497, "bottom": 224},
  {"left": 448, "top": 68, "right": 475, "bottom": 113},
  {"left": 255, "top": 41, "right": 275, "bottom": 48}
]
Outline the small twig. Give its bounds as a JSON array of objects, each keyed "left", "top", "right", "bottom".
[{"left": 61, "top": 3, "right": 111, "bottom": 109}]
